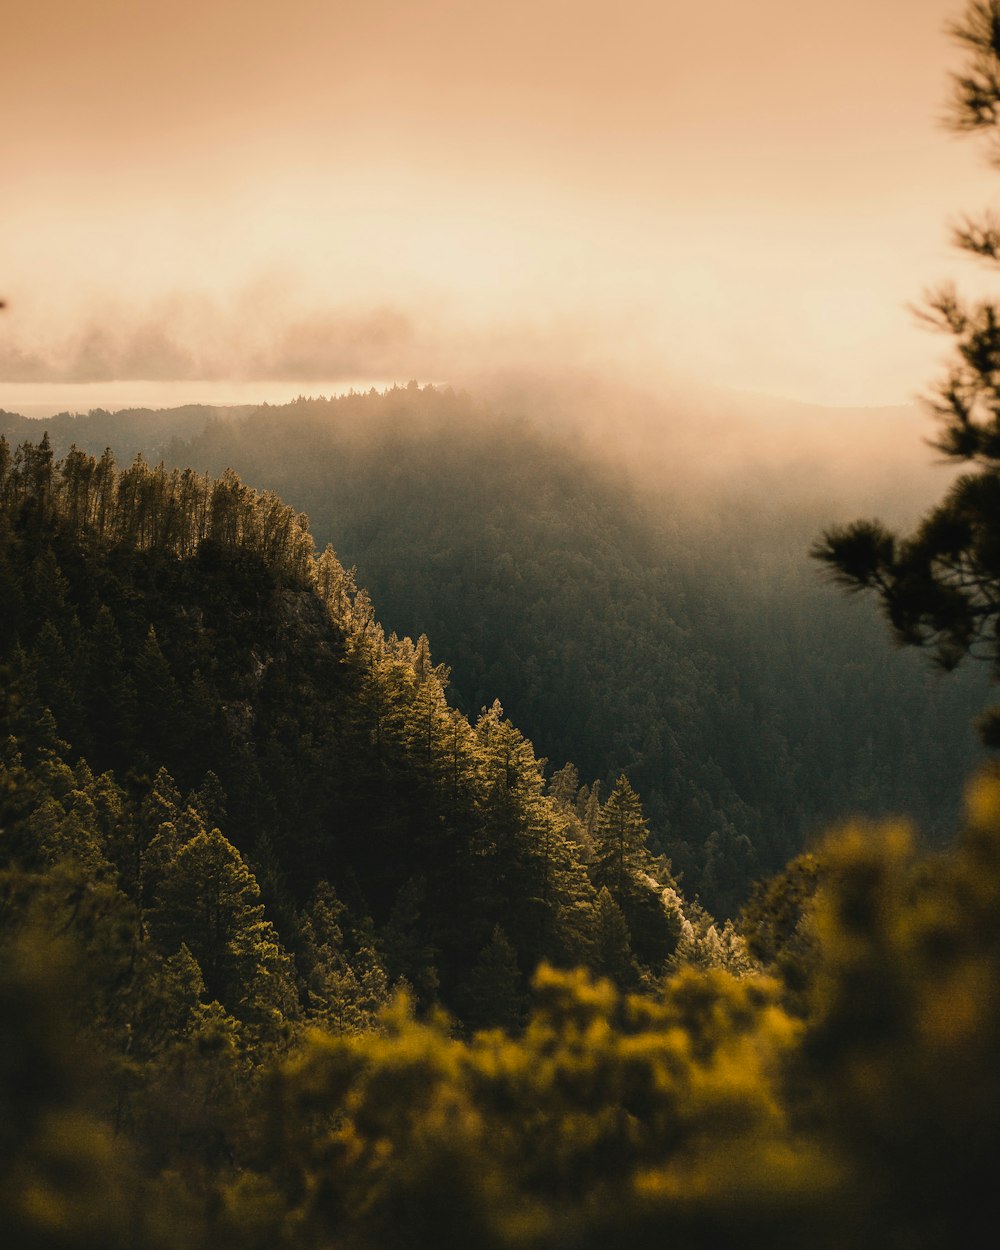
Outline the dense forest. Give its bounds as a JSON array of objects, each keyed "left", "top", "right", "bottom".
[
  {"left": 2, "top": 434, "right": 999, "bottom": 1249},
  {"left": 9, "top": 1, "right": 1000, "bottom": 1245},
  {"left": 1, "top": 434, "right": 711, "bottom": 1006},
  {"left": 4, "top": 384, "right": 986, "bottom": 914}
]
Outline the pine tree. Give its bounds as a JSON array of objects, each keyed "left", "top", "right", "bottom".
[
  {"left": 592, "top": 887, "right": 642, "bottom": 988},
  {"left": 147, "top": 824, "right": 297, "bottom": 1025},
  {"left": 83, "top": 606, "right": 137, "bottom": 761},
  {"left": 133, "top": 626, "right": 184, "bottom": 762},
  {"left": 591, "top": 775, "right": 681, "bottom": 970},
  {"left": 591, "top": 774, "right": 652, "bottom": 901},
  {"left": 813, "top": 1, "right": 1000, "bottom": 746},
  {"left": 474, "top": 701, "right": 596, "bottom": 966},
  {"left": 460, "top": 925, "right": 525, "bottom": 1032},
  {"left": 380, "top": 877, "right": 440, "bottom": 1006}
]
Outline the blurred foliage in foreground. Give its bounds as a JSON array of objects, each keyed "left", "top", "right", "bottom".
[{"left": 6, "top": 776, "right": 1000, "bottom": 1249}]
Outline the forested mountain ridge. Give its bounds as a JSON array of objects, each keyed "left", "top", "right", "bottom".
[
  {"left": 4, "top": 384, "right": 987, "bottom": 913},
  {"left": 167, "top": 384, "right": 990, "bottom": 908},
  {"left": 0, "top": 434, "right": 712, "bottom": 1023},
  {"left": 0, "top": 404, "right": 253, "bottom": 465},
  {"left": 8, "top": 0, "right": 1000, "bottom": 1238},
  {"left": 4, "top": 433, "right": 1000, "bottom": 1249}
]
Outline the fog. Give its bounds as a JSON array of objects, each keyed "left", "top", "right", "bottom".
[
  {"left": 0, "top": 0, "right": 989, "bottom": 534},
  {"left": 0, "top": 288, "right": 961, "bottom": 532},
  {"left": 3, "top": 0, "right": 998, "bottom": 416}
]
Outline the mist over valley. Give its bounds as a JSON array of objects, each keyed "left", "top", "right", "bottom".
[
  {"left": 2, "top": 372, "right": 987, "bottom": 914},
  {"left": 5, "top": 2, "right": 1000, "bottom": 1246}
]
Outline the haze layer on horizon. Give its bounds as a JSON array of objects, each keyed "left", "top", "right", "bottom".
[{"left": 3, "top": 0, "right": 998, "bottom": 411}]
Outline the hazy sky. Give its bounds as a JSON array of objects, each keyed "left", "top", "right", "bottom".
[{"left": 3, "top": 0, "right": 998, "bottom": 410}]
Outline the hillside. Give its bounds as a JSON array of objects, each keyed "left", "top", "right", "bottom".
[
  {"left": 4, "top": 383, "right": 988, "bottom": 913},
  {"left": 3, "top": 434, "right": 1000, "bottom": 1250},
  {"left": 0, "top": 436, "right": 703, "bottom": 1017},
  {"left": 168, "top": 384, "right": 989, "bottom": 910},
  {"left": 0, "top": 404, "right": 254, "bottom": 464}
]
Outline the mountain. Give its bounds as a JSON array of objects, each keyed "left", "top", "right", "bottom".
[
  {"left": 3, "top": 380, "right": 987, "bottom": 913},
  {"left": 0, "top": 403, "right": 254, "bottom": 464},
  {"left": 0, "top": 435, "right": 700, "bottom": 1012},
  {"left": 168, "top": 382, "right": 990, "bottom": 909},
  {"left": 2, "top": 431, "right": 998, "bottom": 1250}
]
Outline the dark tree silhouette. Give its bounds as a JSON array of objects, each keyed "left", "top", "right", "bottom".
[{"left": 815, "top": 0, "right": 1000, "bottom": 744}]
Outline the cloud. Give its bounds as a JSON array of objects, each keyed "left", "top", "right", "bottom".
[
  {"left": 0, "top": 292, "right": 424, "bottom": 384},
  {"left": 260, "top": 309, "right": 418, "bottom": 380},
  {"left": 0, "top": 281, "right": 673, "bottom": 393}
]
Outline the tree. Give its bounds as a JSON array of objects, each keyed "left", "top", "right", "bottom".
[
  {"left": 133, "top": 626, "right": 184, "bottom": 762},
  {"left": 301, "top": 885, "right": 392, "bottom": 1036},
  {"left": 814, "top": 1, "right": 1000, "bottom": 744},
  {"left": 459, "top": 925, "right": 525, "bottom": 1031},
  {"left": 147, "top": 823, "right": 297, "bottom": 1027},
  {"left": 591, "top": 774, "right": 652, "bottom": 901},
  {"left": 474, "top": 700, "right": 597, "bottom": 967},
  {"left": 590, "top": 775, "right": 681, "bottom": 970},
  {"left": 591, "top": 887, "right": 643, "bottom": 987}
]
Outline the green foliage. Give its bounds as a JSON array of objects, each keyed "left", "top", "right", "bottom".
[
  {"left": 148, "top": 822, "right": 299, "bottom": 1029},
  {"left": 0, "top": 935, "right": 153, "bottom": 1250},
  {"left": 4, "top": 368, "right": 1000, "bottom": 1246},
  {"left": 795, "top": 781, "right": 1000, "bottom": 1244},
  {"left": 0, "top": 438, "right": 700, "bottom": 1019},
  {"left": 6, "top": 382, "right": 988, "bottom": 914},
  {"left": 143, "top": 384, "right": 988, "bottom": 911},
  {"left": 591, "top": 886, "right": 642, "bottom": 987},
  {"left": 460, "top": 925, "right": 526, "bottom": 1031},
  {"left": 814, "top": 0, "right": 1000, "bottom": 742},
  {"left": 591, "top": 775, "right": 681, "bottom": 969},
  {"left": 591, "top": 773, "right": 650, "bottom": 899},
  {"left": 740, "top": 853, "right": 822, "bottom": 1005},
  {"left": 251, "top": 781, "right": 1000, "bottom": 1250}
]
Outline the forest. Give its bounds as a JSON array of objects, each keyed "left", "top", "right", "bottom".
[
  {"left": 7, "top": 2, "right": 1000, "bottom": 1245},
  {"left": 2, "top": 386, "right": 988, "bottom": 916},
  {"left": 0, "top": 410, "right": 998, "bottom": 1248}
]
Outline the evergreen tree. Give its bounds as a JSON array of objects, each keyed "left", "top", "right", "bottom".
[
  {"left": 475, "top": 701, "right": 597, "bottom": 967},
  {"left": 591, "top": 775, "right": 681, "bottom": 970},
  {"left": 592, "top": 886, "right": 643, "bottom": 987},
  {"left": 591, "top": 774, "right": 651, "bottom": 900},
  {"left": 379, "top": 876, "right": 440, "bottom": 1006},
  {"left": 147, "top": 824, "right": 297, "bottom": 1025},
  {"left": 815, "top": 0, "right": 1000, "bottom": 746},
  {"left": 133, "top": 626, "right": 184, "bottom": 762},
  {"left": 297, "top": 881, "right": 393, "bottom": 1034},
  {"left": 82, "top": 606, "right": 137, "bottom": 762},
  {"left": 460, "top": 925, "right": 525, "bottom": 1032}
]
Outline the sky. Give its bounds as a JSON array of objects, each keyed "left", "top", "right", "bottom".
[{"left": 2, "top": 0, "right": 999, "bottom": 412}]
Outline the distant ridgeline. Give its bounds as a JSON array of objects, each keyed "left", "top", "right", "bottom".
[
  {"left": 4, "top": 433, "right": 1000, "bottom": 1249},
  {"left": 0, "top": 403, "right": 255, "bottom": 465},
  {"left": 3, "top": 384, "right": 985, "bottom": 914}
]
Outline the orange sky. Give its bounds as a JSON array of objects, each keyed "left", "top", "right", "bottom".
[{"left": 2, "top": 0, "right": 998, "bottom": 409}]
